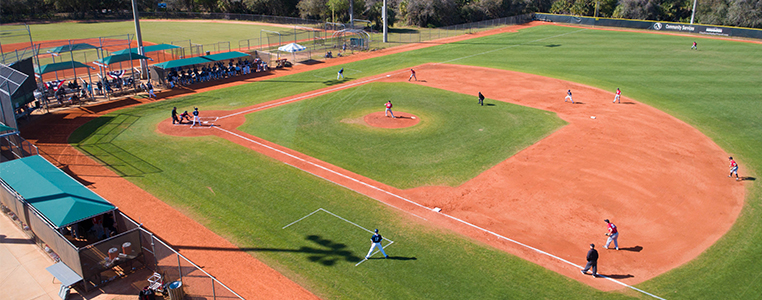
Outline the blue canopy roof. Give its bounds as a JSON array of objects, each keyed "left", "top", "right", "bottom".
[
  {"left": 47, "top": 43, "right": 98, "bottom": 53},
  {"left": 35, "top": 61, "right": 93, "bottom": 75},
  {"left": 0, "top": 156, "right": 115, "bottom": 228},
  {"left": 110, "top": 44, "right": 181, "bottom": 55}
]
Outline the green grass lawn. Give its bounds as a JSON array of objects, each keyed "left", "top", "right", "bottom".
[
  {"left": 70, "top": 23, "right": 762, "bottom": 299},
  {"left": 239, "top": 82, "right": 565, "bottom": 188}
]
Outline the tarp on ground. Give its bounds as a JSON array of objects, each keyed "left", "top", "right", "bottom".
[
  {"left": 47, "top": 43, "right": 98, "bottom": 53},
  {"left": 34, "top": 61, "right": 92, "bottom": 75},
  {"left": 0, "top": 155, "right": 116, "bottom": 229},
  {"left": 152, "top": 56, "right": 213, "bottom": 69},
  {"left": 95, "top": 53, "right": 151, "bottom": 65},
  {"left": 110, "top": 44, "right": 181, "bottom": 55},
  {"left": 202, "top": 51, "right": 250, "bottom": 62}
]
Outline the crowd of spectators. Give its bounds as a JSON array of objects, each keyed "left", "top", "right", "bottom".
[{"left": 164, "top": 58, "right": 267, "bottom": 88}]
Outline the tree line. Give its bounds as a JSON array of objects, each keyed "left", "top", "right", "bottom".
[{"left": 2, "top": 0, "right": 761, "bottom": 28}]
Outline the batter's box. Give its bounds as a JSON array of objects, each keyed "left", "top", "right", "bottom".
[
  {"left": 282, "top": 208, "right": 394, "bottom": 266},
  {"left": 190, "top": 116, "right": 219, "bottom": 129}
]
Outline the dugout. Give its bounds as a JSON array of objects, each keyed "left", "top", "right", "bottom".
[
  {"left": 330, "top": 29, "right": 371, "bottom": 51},
  {"left": 0, "top": 155, "right": 145, "bottom": 292}
]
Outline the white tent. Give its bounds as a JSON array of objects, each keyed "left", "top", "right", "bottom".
[{"left": 277, "top": 43, "right": 307, "bottom": 61}]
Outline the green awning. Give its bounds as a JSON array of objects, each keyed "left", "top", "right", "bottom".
[
  {"left": 0, "top": 156, "right": 115, "bottom": 229},
  {"left": 153, "top": 56, "right": 213, "bottom": 69},
  {"left": 0, "top": 124, "right": 16, "bottom": 133},
  {"left": 110, "top": 44, "right": 181, "bottom": 55},
  {"left": 47, "top": 43, "right": 98, "bottom": 53},
  {"left": 202, "top": 51, "right": 250, "bottom": 62},
  {"left": 35, "top": 61, "right": 92, "bottom": 75},
  {"left": 95, "top": 53, "right": 151, "bottom": 65}
]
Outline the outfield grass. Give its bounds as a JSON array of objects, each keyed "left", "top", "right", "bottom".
[
  {"left": 70, "top": 24, "right": 762, "bottom": 299},
  {"left": 239, "top": 82, "right": 565, "bottom": 188}
]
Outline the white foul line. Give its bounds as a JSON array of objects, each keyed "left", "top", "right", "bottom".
[
  {"left": 281, "top": 208, "right": 396, "bottom": 266},
  {"left": 217, "top": 126, "right": 665, "bottom": 299}
]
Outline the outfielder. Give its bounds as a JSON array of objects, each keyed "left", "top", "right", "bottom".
[
  {"left": 365, "top": 229, "right": 389, "bottom": 259},
  {"left": 604, "top": 219, "right": 619, "bottom": 250},
  {"left": 384, "top": 100, "right": 395, "bottom": 118},
  {"left": 613, "top": 88, "right": 621, "bottom": 103},
  {"left": 729, "top": 156, "right": 740, "bottom": 180},
  {"left": 565, "top": 90, "right": 574, "bottom": 103}
]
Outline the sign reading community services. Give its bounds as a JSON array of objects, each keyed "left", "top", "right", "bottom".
[{"left": 652, "top": 22, "right": 729, "bottom": 36}]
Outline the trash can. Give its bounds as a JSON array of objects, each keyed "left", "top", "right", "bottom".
[{"left": 167, "top": 281, "right": 184, "bottom": 300}]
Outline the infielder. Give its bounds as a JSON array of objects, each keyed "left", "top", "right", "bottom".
[
  {"left": 384, "top": 100, "right": 395, "bottom": 118},
  {"left": 604, "top": 219, "right": 619, "bottom": 250},
  {"left": 564, "top": 89, "right": 574, "bottom": 103},
  {"left": 365, "top": 229, "right": 389, "bottom": 259},
  {"left": 729, "top": 156, "right": 740, "bottom": 180},
  {"left": 613, "top": 88, "right": 621, "bottom": 103},
  {"left": 337, "top": 67, "right": 344, "bottom": 80},
  {"left": 192, "top": 107, "right": 200, "bottom": 127},
  {"left": 408, "top": 69, "right": 417, "bottom": 81}
]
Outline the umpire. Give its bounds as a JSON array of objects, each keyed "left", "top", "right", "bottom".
[{"left": 580, "top": 243, "right": 599, "bottom": 278}]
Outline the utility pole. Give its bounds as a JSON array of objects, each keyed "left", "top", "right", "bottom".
[{"left": 349, "top": 0, "right": 354, "bottom": 28}]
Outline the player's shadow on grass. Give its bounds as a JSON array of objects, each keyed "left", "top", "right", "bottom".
[
  {"left": 545, "top": 44, "right": 562, "bottom": 47},
  {"left": 485, "top": 103, "right": 496, "bottom": 106},
  {"left": 740, "top": 177, "right": 756, "bottom": 181},
  {"left": 600, "top": 274, "right": 634, "bottom": 279},
  {"left": 377, "top": 256, "right": 417, "bottom": 261},
  {"left": 618, "top": 246, "right": 643, "bottom": 252}
]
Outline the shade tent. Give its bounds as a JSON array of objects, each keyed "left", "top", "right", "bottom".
[
  {"left": 110, "top": 44, "right": 181, "bottom": 55},
  {"left": 0, "top": 124, "right": 16, "bottom": 133},
  {"left": 278, "top": 43, "right": 306, "bottom": 53},
  {"left": 95, "top": 53, "right": 151, "bottom": 65},
  {"left": 153, "top": 51, "right": 251, "bottom": 69},
  {"left": 0, "top": 156, "right": 116, "bottom": 229},
  {"left": 35, "top": 61, "right": 93, "bottom": 75},
  {"left": 47, "top": 43, "right": 98, "bottom": 54}
]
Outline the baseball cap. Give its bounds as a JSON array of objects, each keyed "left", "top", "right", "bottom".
[
  {"left": 590, "top": 243, "right": 595, "bottom": 247},
  {"left": 604, "top": 219, "right": 609, "bottom": 223},
  {"left": 374, "top": 229, "right": 379, "bottom": 233}
]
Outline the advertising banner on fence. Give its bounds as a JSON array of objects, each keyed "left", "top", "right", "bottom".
[{"left": 535, "top": 13, "right": 762, "bottom": 40}]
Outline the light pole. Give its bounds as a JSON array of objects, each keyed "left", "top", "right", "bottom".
[
  {"left": 383, "top": 0, "right": 388, "bottom": 42},
  {"left": 131, "top": 0, "right": 148, "bottom": 79},
  {"left": 690, "top": 0, "right": 698, "bottom": 24}
]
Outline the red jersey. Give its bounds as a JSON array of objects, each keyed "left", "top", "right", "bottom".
[
  {"left": 386, "top": 102, "right": 392, "bottom": 109},
  {"left": 607, "top": 223, "right": 617, "bottom": 234},
  {"left": 411, "top": 69, "right": 415, "bottom": 74},
  {"left": 730, "top": 160, "right": 737, "bottom": 168},
  {"left": 616, "top": 89, "right": 621, "bottom": 96}
]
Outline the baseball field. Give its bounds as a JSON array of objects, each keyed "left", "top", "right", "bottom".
[{"left": 16, "top": 20, "right": 762, "bottom": 299}]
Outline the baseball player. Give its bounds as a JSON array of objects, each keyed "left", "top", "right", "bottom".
[
  {"left": 478, "top": 92, "right": 485, "bottom": 106},
  {"left": 365, "top": 229, "right": 389, "bottom": 259},
  {"left": 604, "top": 219, "right": 619, "bottom": 250},
  {"left": 729, "top": 156, "right": 740, "bottom": 180},
  {"left": 408, "top": 69, "right": 417, "bottom": 81},
  {"left": 691, "top": 41, "right": 698, "bottom": 50},
  {"left": 580, "top": 243, "right": 598, "bottom": 277},
  {"left": 613, "top": 88, "right": 621, "bottom": 103},
  {"left": 564, "top": 90, "right": 574, "bottom": 103},
  {"left": 192, "top": 107, "right": 200, "bottom": 127},
  {"left": 384, "top": 100, "right": 395, "bottom": 118},
  {"left": 147, "top": 81, "right": 157, "bottom": 98},
  {"left": 337, "top": 67, "right": 344, "bottom": 80}
]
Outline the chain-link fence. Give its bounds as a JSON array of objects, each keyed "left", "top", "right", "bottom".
[{"left": 139, "top": 228, "right": 244, "bottom": 300}]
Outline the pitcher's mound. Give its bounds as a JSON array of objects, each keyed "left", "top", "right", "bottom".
[{"left": 364, "top": 111, "right": 420, "bottom": 128}]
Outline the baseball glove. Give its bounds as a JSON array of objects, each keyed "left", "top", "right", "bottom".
[{"left": 605, "top": 233, "right": 610, "bottom": 236}]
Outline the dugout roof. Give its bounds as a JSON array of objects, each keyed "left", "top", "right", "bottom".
[
  {"left": 0, "top": 155, "right": 116, "bottom": 229},
  {"left": 95, "top": 53, "right": 151, "bottom": 65},
  {"left": 110, "top": 44, "right": 181, "bottom": 55},
  {"left": 153, "top": 51, "right": 250, "bottom": 69},
  {"left": 34, "top": 61, "right": 92, "bottom": 75}
]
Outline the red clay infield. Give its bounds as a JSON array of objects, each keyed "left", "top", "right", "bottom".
[
  {"left": 20, "top": 21, "right": 746, "bottom": 296},
  {"left": 363, "top": 112, "right": 419, "bottom": 128}
]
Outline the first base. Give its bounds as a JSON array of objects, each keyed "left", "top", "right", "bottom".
[
  {"left": 591, "top": 116, "right": 596, "bottom": 119},
  {"left": 386, "top": 75, "right": 391, "bottom": 77}
]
